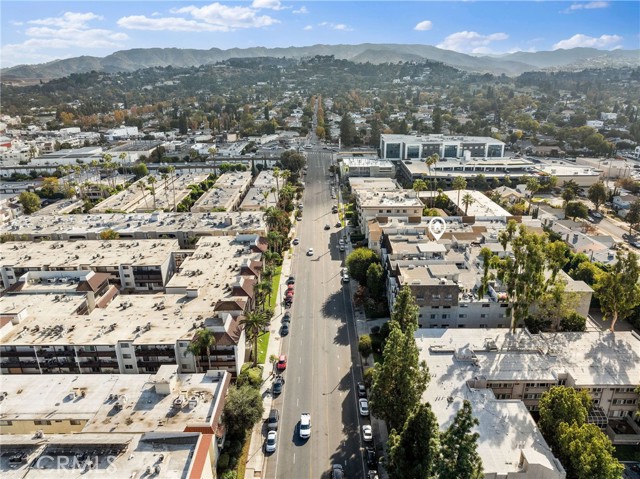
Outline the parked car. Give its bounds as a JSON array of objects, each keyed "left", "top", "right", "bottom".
[
  {"left": 324, "top": 224, "right": 331, "bottom": 230},
  {"left": 282, "top": 312, "right": 291, "bottom": 323},
  {"left": 265, "top": 430, "right": 277, "bottom": 453},
  {"left": 287, "top": 275, "right": 295, "bottom": 285},
  {"left": 362, "top": 425, "right": 373, "bottom": 442},
  {"left": 267, "top": 409, "right": 279, "bottom": 431},
  {"left": 342, "top": 273, "right": 350, "bottom": 283},
  {"left": 359, "top": 398, "right": 370, "bottom": 416},
  {"left": 276, "top": 355, "right": 287, "bottom": 371},
  {"left": 365, "top": 446, "right": 376, "bottom": 467},
  {"left": 292, "top": 238, "right": 300, "bottom": 245},
  {"left": 272, "top": 376, "right": 284, "bottom": 395},
  {"left": 357, "top": 382, "right": 367, "bottom": 397},
  {"left": 307, "top": 248, "right": 314, "bottom": 256},
  {"left": 335, "top": 221, "right": 342, "bottom": 228},
  {"left": 281, "top": 323, "right": 290, "bottom": 336},
  {"left": 331, "top": 464, "right": 344, "bottom": 479}
]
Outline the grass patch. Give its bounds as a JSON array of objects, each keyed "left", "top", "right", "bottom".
[
  {"left": 614, "top": 444, "right": 640, "bottom": 461},
  {"left": 256, "top": 332, "right": 270, "bottom": 365},
  {"left": 268, "top": 265, "right": 282, "bottom": 311},
  {"left": 235, "top": 433, "right": 252, "bottom": 479}
]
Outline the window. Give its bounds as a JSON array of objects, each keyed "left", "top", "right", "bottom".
[
  {"left": 482, "top": 304, "right": 490, "bottom": 308},
  {"left": 445, "top": 294, "right": 453, "bottom": 299},
  {"left": 122, "top": 354, "right": 132, "bottom": 359},
  {"left": 479, "top": 324, "right": 488, "bottom": 328},
  {"left": 500, "top": 303, "right": 508, "bottom": 308},
  {"left": 430, "top": 314, "right": 437, "bottom": 319},
  {"left": 443, "top": 305, "right": 451, "bottom": 309},
  {"left": 442, "top": 314, "right": 450, "bottom": 320},
  {"left": 123, "top": 274, "right": 131, "bottom": 278},
  {"left": 121, "top": 343, "right": 130, "bottom": 348},
  {"left": 70, "top": 420, "right": 82, "bottom": 426},
  {"left": 124, "top": 365, "right": 133, "bottom": 370},
  {"left": 459, "top": 314, "right": 467, "bottom": 319},
  {"left": 432, "top": 294, "right": 440, "bottom": 299},
  {"left": 34, "top": 420, "right": 52, "bottom": 426},
  {"left": 460, "top": 303, "right": 468, "bottom": 308},
  {"left": 0, "top": 420, "right": 13, "bottom": 426},
  {"left": 480, "top": 314, "right": 487, "bottom": 319}
]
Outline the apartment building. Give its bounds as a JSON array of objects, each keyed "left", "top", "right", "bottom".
[
  {"left": 0, "top": 366, "right": 230, "bottom": 478},
  {"left": 191, "top": 171, "right": 252, "bottom": 212},
  {"left": 0, "top": 211, "right": 267, "bottom": 248},
  {"left": 1, "top": 239, "right": 179, "bottom": 292},
  {"left": 417, "top": 328, "right": 640, "bottom": 447},
  {"left": 354, "top": 189, "right": 423, "bottom": 238}
]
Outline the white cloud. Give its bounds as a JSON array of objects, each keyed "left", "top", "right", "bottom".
[
  {"left": 561, "top": 1, "right": 609, "bottom": 13},
  {"left": 251, "top": 0, "right": 287, "bottom": 11},
  {"left": 318, "top": 21, "right": 353, "bottom": 31},
  {"left": 553, "top": 33, "right": 622, "bottom": 49},
  {"left": 293, "top": 6, "right": 309, "bottom": 14},
  {"left": 2, "top": 11, "right": 127, "bottom": 68},
  {"left": 437, "top": 31, "right": 508, "bottom": 54},
  {"left": 117, "top": 16, "right": 230, "bottom": 32},
  {"left": 303, "top": 25, "right": 313, "bottom": 30},
  {"left": 414, "top": 20, "right": 433, "bottom": 31}
]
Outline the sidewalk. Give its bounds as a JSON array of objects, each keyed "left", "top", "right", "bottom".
[{"left": 244, "top": 250, "right": 294, "bottom": 479}]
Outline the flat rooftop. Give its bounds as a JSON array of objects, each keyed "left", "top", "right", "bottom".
[
  {"left": 0, "top": 212, "right": 266, "bottom": 237},
  {"left": 534, "top": 165, "right": 600, "bottom": 176},
  {"left": 252, "top": 170, "right": 276, "bottom": 188},
  {"left": 417, "top": 329, "right": 564, "bottom": 477},
  {"left": 0, "top": 369, "right": 226, "bottom": 434},
  {"left": 0, "top": 433, "right": 197, "bottom": 479},
  {"left": 239, "top": 186, "right": 277, "bottom": 210},
  {"left": 381, "top": 133, "right": 504, "bottom": 145},
  {"left": 1, "top": 239, "right": 178, "bottom": 269},
  {"left": 444, "top": 189, "right": 512, "bottom": 217},
  {"left": 108, "top": 140, "right": 162, "bottom": 152},
  {"left": 191, "top": 186, "right": 240, "bottom": 212},
  {"left": 342, "top": 157, "right": 394, "bottom": 168},
  {"left": 213, "top": 171, "right": 253, "bottom": 189},
  {"left": 348, "top": 177, "right": 400, "bottom": 191},
  {"left": 357, "top": 190, "right": 423, "bottom": 208}
]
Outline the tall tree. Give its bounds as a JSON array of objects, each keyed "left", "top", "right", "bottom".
[
  {"left": 539, "top": 386, "right": 592, "bottom": 449},
  {"left": 222, "top": 384, "right": 264, "bottom": 440},
  {"left": 340, "top": 113, "right": 356, "bottom": 147},
  {"left": 452, "top": 176, "right": 467, "bottom": 209},
  {"left": 566, "top": 201, "right": 589, "bottom": 221},
  {"left": 627, "top": 199, "right": 640, "bottom": 234},
  {"left": 241, "top": 311, "right": 269, "bottom": 367},
  {"left": 436, "top": 400, "right": 483, "bottom": 479},
  {"left": 478, "top": 247, "right": 494, "bottom": 299},
  {"left": 425, "top": 154, "right": 440, "bottom": 208},
  {"left": 346, "top": 248, "right": 380, "bottom": 284},
  {"left": 587, "top": 182, "right": 607, "bottom": 212},
  {"left": 366, "top": 263, "right": 385, "bottom": 299},
  {"left": 390, "top": 285, "right": 419, "bottom": 334},
  {"left": 594, "top": 250, "right": 640, "bottom": 331},
  {"left": 18, "top": 191, "right": 41, "bottom": 214},
  {"left": 525, "top": 177, "right": 540, "bottom": 214},
  {"left": 369, "top": 322, "right": 430, "bottom": 432},
  {"left": 387, "top": 403, "right": 440, "bottom": 479}
]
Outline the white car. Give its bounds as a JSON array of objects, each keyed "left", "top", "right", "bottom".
[
  {"left": 265, "top": 430, "right": 277, "bottom": 453},
  {"left": 362, "top": 424, "right": 373, "bottom": 442},
  {"left": 307, "top": 248, "right": 314, "bottom": 256},
  {"left": 299, "top": 413, "right": 311, "bottom": 439},
  {"left": 359, "top": 398, "right": 370, "bottom": 416},
  {"left": 342, "top": 273, "right": 350, "bottom": 283}
]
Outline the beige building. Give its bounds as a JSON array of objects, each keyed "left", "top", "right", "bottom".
[
  {"left": 355, "top": 189, "right": 423, "bottom": 238},
  {"left": 191, "top": 171, "right": 252, "bottom": 213}
]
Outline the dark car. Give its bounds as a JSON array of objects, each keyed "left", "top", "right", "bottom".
[
  {"left": 282, "top": 312, "right": 291, "bottom": 323},
  {"left": 335, "top": 222, "right": 342, "bottom": 228},
  {"left": 324, "top": 224, "right": 331, "bottom": 230},
  {"left": 365, "top": 447, "right": 376, "bottom": 468},
  {"left": 267, "top": 409, "right": 279, "bottom": 431},
  {"left": 287, "top": 275, "right": 295, "bottom": 285},
  {"left": 357, "top": 382, "right": 367, "bottom": 397},
  {"left": 281, "top": 323, "right": 289, "bottom": 336},
  {"left": 331, "top": 464, "right": 344, "bottom": 479},
  {"left": 272, "top": 376, "right": 284, "bottom": 395}
]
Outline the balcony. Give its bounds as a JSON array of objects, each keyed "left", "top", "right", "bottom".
[
  {"left": 77, "top": 349, "right": 117, "bottom": 358},
  {"left": 606, "top": 417, "right": 640, "bottom": 445},
  {"left": 135, "top": 347, "right": 175, "bottom": 356},
  {"left": 38, "top": 349, "right": 76, "bottom": 358},
  {"left": 1, "top": 349, "right": 36, "bottom": 358}
]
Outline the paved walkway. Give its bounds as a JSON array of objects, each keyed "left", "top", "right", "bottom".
[{"left": 244, "top": 250, "right": 294, "bottom": 479}]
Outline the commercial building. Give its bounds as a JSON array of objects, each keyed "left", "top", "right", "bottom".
[
  {"left": 0, "top": 366, "right": 230, "bottom": 478},
  {"left": 0, "top": 211, "right": 267, "bottom": 248},
  {"left": 380, "top": 134, "right": 505, "bottom": 161},
  {"left": 417, "top": 328, "right": 640, "bottom": 448},
  {"left": 354, "top": 190, "right": 423, "bottom": 237},
  {"left": 339, "top": 158, "right": 395, "bottom": 178}
]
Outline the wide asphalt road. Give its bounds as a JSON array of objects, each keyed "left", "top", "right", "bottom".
[{"left": 264, "top": 147, "right": 367, "bottom": 479}]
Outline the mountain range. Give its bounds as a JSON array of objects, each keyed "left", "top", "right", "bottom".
[{"left": 2, "top": 44, "right": 638, "bottom": 81}]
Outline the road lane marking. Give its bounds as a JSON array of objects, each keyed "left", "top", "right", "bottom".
[{"left": 293, "top": 453, "right": 296, "bottom": 465}]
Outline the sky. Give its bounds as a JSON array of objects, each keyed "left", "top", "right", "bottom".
[{"left": 1, "top": 1, "right": 639, "bottom": 68}]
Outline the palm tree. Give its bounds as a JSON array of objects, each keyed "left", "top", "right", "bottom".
[
  {"left": 119, "top": 152, "right": 128, "bottom": 176},
  {"left": 208, "top": 147, "right": 218, "bottom": 176},
  {"left": 137, "top": 179, "right": 150, "bottom": 210},
  {"left": 272, "top": 167, "right": 281, "bottom": 201},
  {"left": 241, "top": 311, "right": 270, "bottom": 367},
  {"left": 452, "top": 176, "right": 467, "bottom": 209},
  {"left": 462, "top": 192, "right": 475, "bottom": 215},
  {"left": 167, "top": 166, "right": 177, "bottom": 212},
  {"left": 425, "top": 154, "right": 439, "bottom": 207},
  {"left": 525, "top": 177, "right": 540, "bottom": 215},
  {"left": 261, "top": 189, "right": 270, "bottom": 210},
  {"left": 147, "top": 176, "right": 157, "bottom": 210},
  {"left": 187, "top": 328, "right": 216, "bottom": 372}
]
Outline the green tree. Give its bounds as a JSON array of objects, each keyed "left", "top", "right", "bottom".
[
  {"left": 478, "top": 247, "right": 494, "bottom": 299},
  {"left": 279, "top": 150, "right": 306, "bottom": 175},
  {"left": 587, "top": 182, "right": 607, "bottom": 212},
  {"left": 131, "top": 162, "right": 148, "bottom": 179},
  {"left": 425, "top": 154, "right": 440, "bottom": 208},
  {"left": 557, "top": 422, "right": 623, "bottom": 479},
  {"left": 241, "top": 311, "right": 270, "bottom": 367},
  {"left": 358, "top": 334, "right": 372, "bottom": 358},
  {"left": 99, "top": 229, "right": 120, "bottom": 240},
  {"left": 187, "top": 328, "right": 216, "bottom": 372},
  {"left": 346, "top": 248, "right": 380, "bottom": 284},
  {"left": 222, "top": 384, "right": 264, "bottom": 439},
  {"left": 627, "top": 199, "right": 640, "bottom": 234},
  {"left": 18, "top": 191, "right": 41, "bottom": 214},
  {"left": 566, "top": 201, "right": 589, "bottom": 221},
  {"left": 387, "top": 403, "right": 440, "bottom": 479},
  {"left": 526, "top": 177, "right": 540, "bottom": 214},
  {"left": 369, "top": 322, "right": 430, "bottom": 431},
  {"left": 594, "top": 250, "right": 640, "bottom": 331},
  {"left": 390, "top": 285, "right": 419, "bottom": 334},
  {"left": 452, "top": 176, "right": 467, "bottom": 208},
  {"left": 538, "top": 386, "right": 591, "bottom": 449},
  {"left": 461, "top": 192, "right": 475, "bottom": 215},
  {"left": 366, "top": 262, "right": 384, "bottom": 298},
  {"left": 412, "top": 179, "right": 427, "bottom": 194},
  {"left": 436, "top": 400, "right": 483, "bottom": 479},
  {"left": 340, "top": 113, "right": 356, "bottom": 147}
]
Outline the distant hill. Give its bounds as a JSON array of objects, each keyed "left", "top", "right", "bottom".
[{"left": 2, "top": 44, "right": 638, "bottom": 81}]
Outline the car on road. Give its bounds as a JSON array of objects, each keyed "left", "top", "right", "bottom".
[
  {"left": 339, "top": 244, "right": 345, "bottom": 252},
  {"left": 630, "top": 241, "right": 640, "bottom": 249},
  {"left": 299, "top": 413, "right": 311, "bottom": 439},
  {"left": 332, "top": 206, "right": 338, "bottom": 213},
  {"left": 359, "top": 398, "right": 370, "bottom": 416},
  {"left": 591, "top": 211, "right": 603, "bottom": 219},
  {"left": 272, "top": 376, "right": 284, "bottom": 395},
  {"left": 324, "top": 224, "right": 331, "bottom": 230},
  {"left": 281, "top": 323, "right": 290, "bottom": 336},
  {"left": 267, "top": 409, "right": 279, "bottom": 431},
  {"left": 276, "top": 355, "right": 287, "bottom": 371},
  {"left": 365, "top": 446, "right": 376, "bottom": 467},
  {"left": 362, "top": 424, "right": 373, "bottom": 442},
  {"left": 282, "top": 312, "right": 291, "bottom": 323},
  {"left": 368, "top": 472, "right": 379, "bottom": 479},
  {"left": 335, "top": 221, "right": 342, "bottom": 228},
  {"left": 286, "top": 275, "right": 295, "bottom": 285},
  {"left": 342, "top": 273, "right": 350, "bottom": 283},
  {"left": 292, "top": 238, "right": 300, "bottom": 245},
  {"left": 307, "top": 247, "right": 314, "bottom": 256},
  {"left": 331, "top": 464, "right": 344, "bottom": 479},
  {"left": 357, "top": 382, "right": 367, "bottom": 397},
  {"left": 265, "top": 430, "right": 277, "bottom": 453}
]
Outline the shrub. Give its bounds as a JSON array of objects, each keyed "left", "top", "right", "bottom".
[
  {"left": 358, "top": 335, "right": 373, "bottom": 357},
  {"left": 217, "top": 453, "right": 230, "bottom": 470},
  {"left": 525, "top": 315, "right": 551, "bottom": 334},
  {"left": 363, "top": 368, "right": 374, "bottom": 388},
  {"left": 237, "top": 364, "right": 263, "bottom": 388},
  {"left": 559, "top": 312, "right": 586, "bottom": 332}
]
